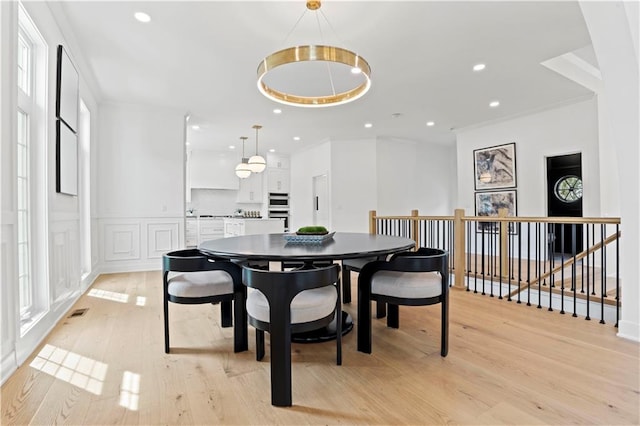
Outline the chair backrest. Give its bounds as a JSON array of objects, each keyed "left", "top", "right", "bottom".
[
  {"left": 243, "top": 264, "right": 340, "bottom": 307},
  {"left": 388, "top": 247, "right": 448, "bottom": 275},
  {"left": 163, "top": 249, "right": 242, "bottom": 286}
]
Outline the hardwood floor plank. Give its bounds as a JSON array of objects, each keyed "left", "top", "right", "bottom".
[{"left": 1, "top": 271, "right": 638, "bottom": 425}]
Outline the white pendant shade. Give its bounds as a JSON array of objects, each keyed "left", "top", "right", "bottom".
[
  {"left": 248, "top": 155, "right": 266, "bottom": 173},
  {"left": 235, "top": 161, "right": 252, "bottom": 179}
]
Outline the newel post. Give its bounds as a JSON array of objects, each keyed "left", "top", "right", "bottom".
[
  {"left": 453, "top": 209, "right": 466, "bottom": 289},
  {"left": 411, "top": 209, "right": 419, "bottom": 250},
  {"left": 369, "top": 210, "right": 377, "bottom": 235},
  {"left": 499, "top": 208, "right": 509, "bottom": 280}
]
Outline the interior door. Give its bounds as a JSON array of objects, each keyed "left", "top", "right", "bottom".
[
  {"left": 313, "top": 174, "right": 329, "bottom": 228},
  {"left": 547, "top": 153, "right": 583, "bottom": 255}
]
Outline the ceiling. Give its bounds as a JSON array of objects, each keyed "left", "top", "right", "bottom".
[{"left": 53, "top": 1, "right": 594, "bottom": 154}]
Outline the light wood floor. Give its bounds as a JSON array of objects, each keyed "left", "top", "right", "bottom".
[{"left": 2, "top": 271, "right": 639, "bottom": 425}]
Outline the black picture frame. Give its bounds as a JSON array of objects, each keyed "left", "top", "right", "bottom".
[
  {"left": 56, "top": 45, "right": 79, "bottom": 132},
  {"left": 475, "top": 190, "right": 517, "bottom": 233},
  {"left": 473, "top": 142, "right": 517, "bottom": 190},
  {"left": 56, "top": 120, "right": 78, "bottom": 196}
]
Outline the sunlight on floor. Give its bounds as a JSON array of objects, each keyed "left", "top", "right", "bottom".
[
  {"left": 88, "top": 288, "right": 129, "bottom": 303},
  {"left": 119, "top": 370, "right": 140, "bottom": 411},
  {"left": 136, "top": 296, "right": 146, "bottom": 306},
  {"left": 29, "top": 344, "right": 108, "bottom": 395}
]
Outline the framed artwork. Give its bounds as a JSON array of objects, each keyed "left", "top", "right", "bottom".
[
  {"left": 56, "top": 120, "right": 78, "bottom": 196},
  {"left": 473, "top": 142, "right": 517, "bottom": 190},
  {"left": 56, "top": 45, "right": 79, "bottom": 132},
  {"left": 475, "top": 190, "right": 517, "bottom": 233}
]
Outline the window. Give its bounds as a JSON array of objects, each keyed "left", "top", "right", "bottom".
[
  {"left": 554, "top": 175, "right": 583, "bottom": 203},
  {"left": 17, "top": 2, "right": 48, "bottom": 333}
]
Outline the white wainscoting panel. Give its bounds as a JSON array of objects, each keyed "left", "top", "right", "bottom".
[
  {"left": 99, "top": 217, "right": 183, "bottom": 273},
  {"left": 1, "top": 221, "right": 18, "bottom": 384},
  {"left": 103, "top": 223, "right": 140, "bottom": 261},
  {"left": 147, "top": 222, "right": 179, "bottom": 259}
]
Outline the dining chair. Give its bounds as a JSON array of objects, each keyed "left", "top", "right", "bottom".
[
  {"left": 243, "top": 264, "right": 342, "bottom": 407},
  {"left": 163, "top": 249, "right": 248, "bottom": 353},
  {"left": 342, "top": 256, "right": 389, "bottom": 319},
  {"left": 357, "top": 247, "right": 449, "bottom": 356}
]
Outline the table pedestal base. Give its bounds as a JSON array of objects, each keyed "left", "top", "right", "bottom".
[{"left": 291, "top": 312, "right": 353, "bottom": 343}]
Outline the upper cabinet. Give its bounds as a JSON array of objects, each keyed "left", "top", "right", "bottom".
[
  {"left": 267, "top": 153, "right": 290, "bottom": 193},
  {"left": 267, "top": 153, "right": 290, "bottom": 170},
  {"left": 237, "top": 172, "right": 263, "bottom": 203},
  {"left": 189, "top": 149, "right": 240, "bottom": 190}
]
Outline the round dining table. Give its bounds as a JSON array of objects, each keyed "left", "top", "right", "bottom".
[{"left": 198, "top": 232, "right": 415, "bottom": 341}]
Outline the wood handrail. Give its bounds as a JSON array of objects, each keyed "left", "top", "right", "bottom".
[{"left": 529, "top": 230, "right": 621, "bottom": 286}]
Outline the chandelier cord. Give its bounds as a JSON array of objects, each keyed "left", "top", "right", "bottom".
[
  {"left": 316, "top": 10, "right": 337, "bottom": 96},
  {"left": 279, "top": 8, "right": 308, "bottom": 48},
  {"left": 254, "top": 127, "right": 259, "bottom": 154}
]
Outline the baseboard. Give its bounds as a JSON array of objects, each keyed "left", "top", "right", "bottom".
[
  {"left": 1, "top": 351, "right": 17, "bottom": 386},
  {"left": 97, "top": 261, "right": 161, "bottom": 274},
  {"left": 617, "top": 320, "right": 640, "bottom": 342}
]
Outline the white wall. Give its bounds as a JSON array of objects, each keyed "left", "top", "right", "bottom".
[
  {"left": 290, "top": 137, "right": 457, "bottom": 232},
  {"left": 1, "top": 1, "right": 100, "bottom": 383},
  {"left": 331, "top": 139, "right": 377, "bottom": 232},
  {"left": 97, "top": 103, "right": 185, "bottom": 272},
  {"left": 290, "top": 142, "right": 331, "bottom": 231},
  {"left": 455, "top": 98, "right": 600, "bottom": 217}
]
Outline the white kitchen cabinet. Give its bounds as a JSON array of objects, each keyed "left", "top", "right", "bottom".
[
  {"left": 224, "top": 218, "right": 284, "bottom": 237},
  {"left": 267, "top": 153, "right": 290, "bottom": 169},
  {"left": 198, "top": 218, "right": 225, "bottom": 244},
  {"left": 267, "top": 168, "right": 290, "bottom": 193},
  {"left": 236, "top": 173, "right": 263, "bottom": 203},
  {"left": 185, "top": 217, "right": 198, "bottom": 247},
  {"left": 189, "top": 149, "right": 239, "bottom": 190}
]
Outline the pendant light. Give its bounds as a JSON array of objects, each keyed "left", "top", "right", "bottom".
[
  {"left": 235, "top": 136, "right": 252, "bottom": 179},
  {"left": 248, "top": 124, "right": 266, "bottom": 173}
]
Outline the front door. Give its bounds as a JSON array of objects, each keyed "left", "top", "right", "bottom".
[{"left": 546, "top": 153, "right": 583, "bottom": 255}]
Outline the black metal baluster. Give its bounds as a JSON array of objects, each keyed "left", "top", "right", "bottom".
[
  {"left": 548, "top": 224, "right": 553, "bottom": 312},
  {"left": 517, "top": 222, "right": 522, "bottom": 304},
  {"left": 600, "top": 224, "right": 606, "bottom": 324},
  {"left": 499, "top": 221, "right": 503, "bottom": 300},
  {"left": 481, "top": 224, "right": 486, "bottom": 295},
  {"left": 560, "top": 223, "right": 565, "bottom": 315},
  {"left": 527, "top": 222, "right": 531, "bottom": 307},
  {"left": 615, "top": 223, "right": 620, "bottom": 328},
  {"left": 537, "top": 223, "right": 542, "bottom": 309},
  {"left": 591, "top": 223, "right": 596, "bottom": 296},
  {"left": 583, "top": 223, "right": 590, "bottom": 321}
]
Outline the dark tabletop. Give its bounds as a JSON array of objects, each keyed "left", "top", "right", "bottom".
[{"left": 198, "top": 232, "right": 415, "bottom": 261}]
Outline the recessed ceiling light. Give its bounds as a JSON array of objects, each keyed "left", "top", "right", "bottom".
[
  {"left": 229, "top": 145, "right": 236, "bottom": 150},
  {"left": 473, "top": 63, "right": 486, "bottom": 71},
  {"left": 489, "top": 100, "right": 500, "bottom": 108},
  {"left": 269, "top": 149, "right": 276, "bottom": 153},
  {"left": 273, "top": 108, "right": 282, "bottom": 114},
  {"left": 134, "top": 12, "right": 151, "bottom": 23},
  {"left": 364, "top": 123, "right": 373, "bottom": 128},
  {"left": 293, "top": 136, "right": 301, "bottom": 141},
  {"left": 191, "top": 125, "right": 200, "bottom": 130},
  {"left": 426, "top": 121, "right": 435, "bottom": 127}
]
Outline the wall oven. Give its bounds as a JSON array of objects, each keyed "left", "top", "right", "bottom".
[
  {"left": 268, "top": 193, "right": 290, "bottom": 231},
  {"left": 268, "top": 192, "right": 289, "bottom": 209}
]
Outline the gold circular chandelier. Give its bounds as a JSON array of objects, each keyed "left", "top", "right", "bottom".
[{"left": 256, "top": 1, "right": 372, "bottom": 108}]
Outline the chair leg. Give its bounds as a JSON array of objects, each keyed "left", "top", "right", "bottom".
[
  {"left": 357, "top": 279, "right": 372, "bottom": 354},
  {"left": 163, "top": 273, "right": 170, "bottom": 354},
  {"left": 376, "top": 301, "right": 387, "bottom": 319},
  {"left": 233, "top": 291, "right": 248, "bottom": 353},
  {"left": 342, "top": 265, "right": 352, "bottom": 303},
  {"left": 387, "top": 304, "right": 399, "bottom": 328},
  {"left": 336, "top": 283, "right": 342, "bottom": 366},
  {"left": 220, "top": 300, "right": 233, "bottom": 328},
  {"left": 441, "top": 293, "right": 449, "bottom": 357},
  {"left": 256, "top": 330, "right": 265, "bottom": 361},
  {"left": 269, "top": 316, "right": 292, "bottom": 406}
]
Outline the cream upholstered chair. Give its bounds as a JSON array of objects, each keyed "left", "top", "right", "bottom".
[
  {"left": 357, "top": 247, "right": 449, "bottom": 356},
  {"left": 243, "top": 264, "right": 341, "bottom": 407},
  {"left": 163, "top": 249, "right": 248, "bottom": 353}
]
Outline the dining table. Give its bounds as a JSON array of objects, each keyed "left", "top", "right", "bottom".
[{"left": 198, "top": 232, "right": 415, "bottom": 342}]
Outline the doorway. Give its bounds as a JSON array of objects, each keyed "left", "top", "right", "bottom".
[
  {"left": 546, "top": 153, "right": 583, "bottom": 255},
  {"left": 312, "top": 174, "right": 329, "bottom": 228}
]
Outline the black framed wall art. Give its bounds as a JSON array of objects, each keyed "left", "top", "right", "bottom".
[
  {"left": 56, "top": 45, "right": 79, "bottom": 132},
  {"left": 475, "top": 190, "right": 517, "bottom": 233},
  {"left": 473, "top": 142, "right": 517, "bottom": 190},
  {"left": 56, "top": 117, "right": 78, "bottom": 196}
]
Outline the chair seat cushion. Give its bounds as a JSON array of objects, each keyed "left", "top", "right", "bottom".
[
  {"left": 372, "top": 271, "right": 442, "bottom": 299},
  {"left": 343, "top": 257, "right": 377, "bottom": 270},
  {"left": 247, "top": 286, "right": 337, "bottom": 324},
  {"left": 167, "top": 270, "right": 233, "bottom": 298}
]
